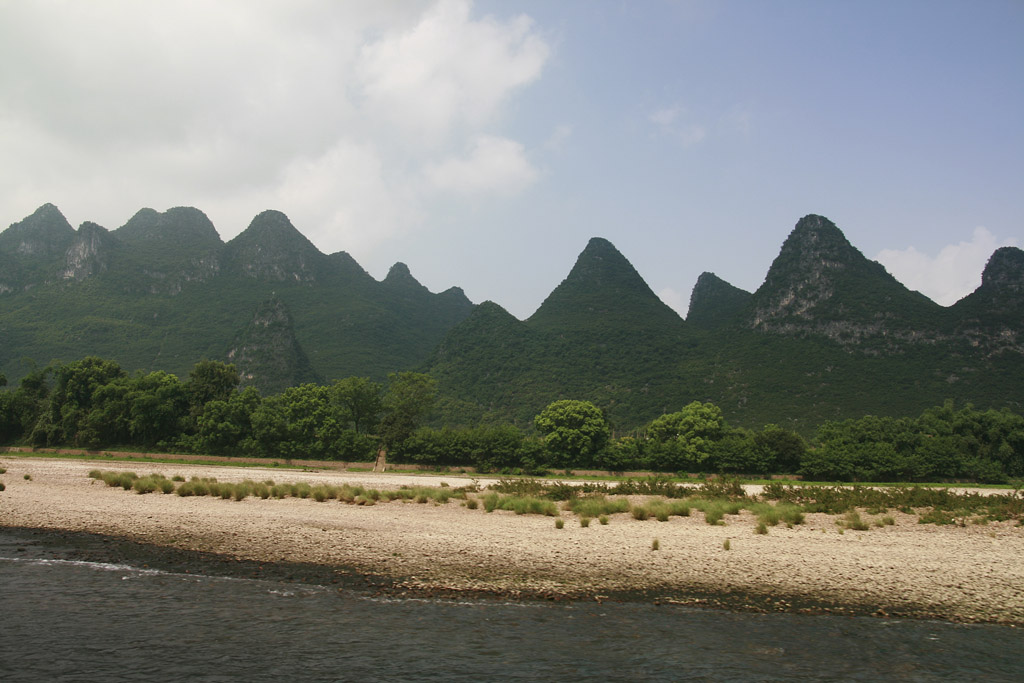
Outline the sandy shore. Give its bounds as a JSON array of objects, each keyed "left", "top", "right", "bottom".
[{"left": 2, "top": 456, "right": 1022, "bottom": 624}]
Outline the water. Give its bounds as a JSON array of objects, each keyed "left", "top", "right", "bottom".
[{"left": 1, "top": 529, "right": 1021, "bottom": 681}]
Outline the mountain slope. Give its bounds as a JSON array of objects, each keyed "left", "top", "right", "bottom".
[
  {"left": 0, "top": 204, "right": 475, "bottom": 385},
  {"left": 747, "top": 214, "right": 943, "bottom": 351}
]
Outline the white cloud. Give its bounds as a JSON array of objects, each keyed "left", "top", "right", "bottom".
[
  {"left": 657, "top": 287, "right": 688, "bottom": 318},
  {"left": 875, "top": 227, "right": 1019, "bottom": 306},
  {"left": 649, "top": 105, "right": 706, "bottom": 147},
  {"left": 425, "top": 135, "right": 538, "bottom": 196},
  {"left": 355, "top": 0, "right": 549, "bottom": 145},
  {"left": 0, "top": 0, "right": 550, "bottom": 254}
]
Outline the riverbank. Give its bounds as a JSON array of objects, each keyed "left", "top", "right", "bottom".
[{"left": 2, "top": 457, "right": 1022, "bottom": 624}]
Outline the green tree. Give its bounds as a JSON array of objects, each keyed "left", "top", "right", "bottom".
[
  {"left": 126, "top": 371, "right": 189, "bottom": 448},
  {"left": 195, "top": 386, "right": 262, "bottom": 456},
  {"left": 646, "top": 401, "right": 725, "bottom": 468},
  {"left": 187, "top": 360, "right": 240, "bottom": 415},
  {"left": 753, "top": 424, "right": 807, "bottom": 473},
  {"left": 330, "top": 376, "right": 383, "bottom": 434},
  {"left": 250, "top": 384, "right": 341, "bottom": 460},
  {"left": 378, "top": 372, "right": 437, "bottom": 449},
  {"left": 534, "top": 399, "right": 609, "bottom": 466},
  {"left": 38, "top": 357, "right": 125, "bottom": 446}
]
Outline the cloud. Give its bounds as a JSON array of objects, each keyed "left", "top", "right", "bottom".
[
  {"left": 425, "top": 136, "right": 538, "bottom": 196},
  {"left": 649, "top": 105, "right": 706, "bottom": 147},
  {"left": 355, "top": 0, "right": 549, "bottom": 145},
  {"left": 875, "top": 227, "right": 1019, "bottom": 306},
  {"left": 0, "top": 0, "right": 550, "bottom": 254}
]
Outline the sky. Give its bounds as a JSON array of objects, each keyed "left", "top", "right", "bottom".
[{"left": 1, "top": 0, "right": 1021, "bottom": 318}]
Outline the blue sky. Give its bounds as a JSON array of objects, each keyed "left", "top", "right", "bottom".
[{"left": 1, "top": 0, "right": 1021, "bottom": 317}]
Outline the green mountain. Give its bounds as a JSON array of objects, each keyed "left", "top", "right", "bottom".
[
  {"left": 0, "top": 204, "right": 474, "bottom": 387},
  {"left": 686, "top": 272, "right": 751, "bottom": 328},
  {"left": 2, "top": 206, "right": 1020, "bottom": 433},
  {"left": 427, "top": 216, "right": 1024, "bottom": 433},
  {"left": 228, "top": 296, "right": 322, "bottom": 394}
]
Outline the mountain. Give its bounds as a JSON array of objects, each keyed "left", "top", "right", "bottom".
[
  {"left": 427, "top": 216, "right": 1024, "bottom": 433},
  {"left": 949, "top": 246, "right": 1024, "bottom": 355},
  {"left": 686, "top": 272, "right": 751, "bottom": 327},
  {"left": 528, "top": 237, "right": 684, "bottom": 336},
  {"left": 228, "top": 296, "right": 321, "bottom": 394},
  {"left": 745, "top": 214, "right": 944, "bottom": 351},
  {"left": 0, "top": 203, "right": 76, "bottom": 290},
  {"left": 1, "top": 205, "right": 1020, "bottom": 432},
  {"left": 0, "top": 204, "right": 474, "bottom": 388}
]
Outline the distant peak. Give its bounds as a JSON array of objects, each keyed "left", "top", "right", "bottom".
[
  {"left": 980, "top": 246, "right": 1024, "bottom": 292},
  {"left": 528, "top": 236, "right": 682, "bottom": 329},
  {"left": 687, "top": 272, "right": 751, "bottom": 326},
  {"left": 387, "top": 262, "right": 411, "bottom": 278}
]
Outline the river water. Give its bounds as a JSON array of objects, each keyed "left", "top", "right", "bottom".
[{"left": 1, "top": 528, "right": 1021, "bottom": 681}]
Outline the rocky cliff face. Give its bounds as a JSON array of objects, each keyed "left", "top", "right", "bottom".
[
  {"left": 746, "top": 215, "right": 945, "bottom": 353},
  {"left": 60, "top": 222, "right": 113, "bottom": 281},
  {"left": 227, "top": 296, "right": 321, "bottom": 394}
]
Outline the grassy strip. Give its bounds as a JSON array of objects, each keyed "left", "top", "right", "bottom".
[
  {"left": 84, "top": 470, "right": 1023, "bottom": 527},
  {"left": 761, "top": 482, "right": 1024, "bottom": 524}
]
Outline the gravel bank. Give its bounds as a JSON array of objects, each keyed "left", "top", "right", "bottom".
[{"left": 2, "top": 457, "right": 1022, "bottom": 624}]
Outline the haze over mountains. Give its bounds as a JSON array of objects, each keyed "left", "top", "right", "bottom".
[{"left": 1, "top": 205, "right": 1021, "bottom": 432}]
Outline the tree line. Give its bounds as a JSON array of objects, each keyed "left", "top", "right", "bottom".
[{"left": 1, "top": 356, "right": 1021, "bottom": 483}]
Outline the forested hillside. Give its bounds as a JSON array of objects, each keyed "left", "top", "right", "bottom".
[{"left": 2, "top": 207, "right": 1022, "bottom": 434}]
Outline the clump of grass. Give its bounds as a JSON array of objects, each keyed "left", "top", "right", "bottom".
[
  {"left": 580, "top": 517, "right": 591, "bottom": 527},
  {"left": 568, "top": 495, "right": 630, "bottom": 518},
  {"left": 555, "top": 518, "right": 564, "bottom": 529},
  {"left": 171, "top": 475, "right": 185, "bottom": 482},
  {"left": 0, "top": 481, "right": 5, "bottom": 492},
  {"left": 0, "top": 467, "right": 6, "bottom": 474},
  {"left": 755, "top": 521, "right": 769, "bottom": 535},
  {"left": 312, "top": 486, "right": 332, "bottom": 502},
  {"left": 838, "top": 511, "right": 870, "bottom": 531},
  {"left": 651, "top": 538, "right": 660, "bottom": 551},
  {"left": 480, "top": 492, "right": 557, "bottom": 516},
  {"left": 722, "top": 538, "right": 730, "bottom": 550},
  {"left": 874, "top": 515, "right": 896, "bottom": 527},
  {"left": 631, "top": 507, "right": 650, "bottom": 521},
  {"left": 599, "top": 515, "right": 609, "bottom": 525},
  {"left": 88, "top": 469, "right": 102, "bottom": 479},
  {"left": 23, "top": 474, "right": 32, "bottom": 481},
  {"left": 465, "top": 497, "right": 478, "bottom": 510}
]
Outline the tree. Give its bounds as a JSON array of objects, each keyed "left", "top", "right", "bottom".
[
  {"left": 330, "top": 377, "right": 383, "bottom": 434},
  {"left": 378, "top": 372, "right": 437, "bottom": 449},
  {"left": 250, "top": 384, "right": 340, "bottom": 460},
  {"left": 126, "top": 371, "right": 189, "bottom": 448},
  {"left": 195, "top": 387, "right": 261, "bottom": 456},
  {"left": 646, "top": 401, "right": 725, "bottom": 469},
  {"left": 534, "top": 399, "right": 609, "bottom": 466},
  {"left": 753, "top": 424, "right": 807, "bottom": 474},
  {"left": 187, "top": 360, "right": 240, "bottom": 415}
]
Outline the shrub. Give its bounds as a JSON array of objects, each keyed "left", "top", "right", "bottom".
[
  {"left": 555, "top": 518, "right": 564, "bottom": 529},
  {"left": 568, "top": 495, "right": 629, "bottom": 518},
  {"left": 465, "top": 497, "right": 479, "bottom": 510}
]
